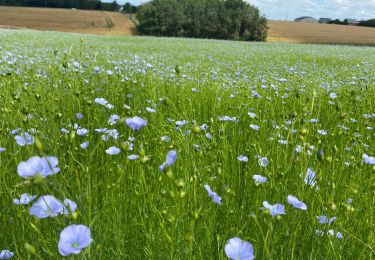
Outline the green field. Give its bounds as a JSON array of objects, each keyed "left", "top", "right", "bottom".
[{"left": 0, "top": 30, "right": 374, "bottom": 259}]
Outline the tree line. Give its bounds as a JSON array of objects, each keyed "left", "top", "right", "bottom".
[
  {"left": 0, "top": 0, "right": 138, "bottom": 12},
  {"left": 327, "top": 18, "right": 375, "bottom": 27},
  {"left": 136, "top": 0, "right": 267, "bottom": 41},
  {"left": 358, "top": 19, "right": 375, "bottom": 27}
]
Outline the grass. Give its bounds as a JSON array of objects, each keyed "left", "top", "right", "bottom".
[{"left": 0, "top": 29, "right": 374, "bottom": 259}]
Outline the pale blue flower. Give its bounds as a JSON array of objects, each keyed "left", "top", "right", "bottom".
[
  {"left": 251, "top": 90, "right": 262, "bottom": 98},
  {"left": 253, "top": 175, "right": 267, "bottom": 185},
  {"left": 237, "top": 155, "right": 248, "bottom": 162},
  {"left": 159, "top": 150, "right": 177, "bottom": 171},
  {"left": 13, "top": 193, "right": 37, "bottom": 205},
  {"left": 125, "top": 116, "right": 147, "bottom": 131},
  {"left": 94, "top": 98, "right": 114, "bottom": 109},
  {"left": 316, "top": 216, "right": 336, "bottom": 224},
  {"left": 205, "top": 133, "right": 213, "bottom": 139},
  {"left": 9, "top": 128, "right": 21, "bottom": 135},
  {"left": 317, "top": 129, "right": 328, "bottom": 135},
  {"left": 58, "top": 225, "right": 92, "bottom": 256},
  {"left": 161, "top": 136, "right": 171, "bottom": 142},
  {"left": 105, "top": 146, "right": 121, "bottom": 155},
  {"left": 61, "top": 128, "right": 70, "bottom": 134},
  {"left": 62, "top": 199, "right": 77, "bottom": 215},
  {"left": 204, "top": 184, "right": 222, "bottom": 204},
  {"left": 304, "top": 168, "right": 317, "bottom": 187},
  {"left": 224, "top": 237, "right": 254, "bottom": 260},
  {"left": 218, "top": 116, "right": 237, "bottom": 122},
  {"left": 108, "top": 114, "right": 120, "bottom": 125},
  {"left": 0, "top": 148, "right": 5, "bottom": 152},
  {"left": 329, "top": 93, "right": 337, "bottom": 99},
  {"left": 128, "top": 154, "right": 139, "bottom": 160},
  {"left": 76, "top": 113, "right": 83, "bottom": 120},
  {"left": 29, "top": 195, "right": 64, "bottom": 218},
  {"left": 94, "top": 98, "right": 108, "bottom": 106},
  {"left": 0, "top": 250, "right": 14, "bottom": 259},
  {"left": 328, "top": 229, "right": 343, "bottom": 239},
  {"left": 146, "top": 107, "right": 156, "bottom": 113},
  {"left": 363, "top": 154, "right": 375, "bottom": 165},
  {"left": 176, "top": 120, "right": 188, "bottom": 127},
  {"left": 287, "top": 195, "right": 307, "bottom": 210},
  {"left": 76, "top": 128, "right": 89, "bottom": 136},
  {"left": 248, "top": 112, "right": 256, "bottom": 118},
  {"left": 101, "top": 129, "right": 119, "bottom": 141},
  {"left": 15, "top": 132, "right": 34, "bottom": 146},
  {"left": 263, "top": 201, "right": 285, "bottom": 217},
  {"left": 17, "top": 156, "right": 60, "bottom": 178},
  {"left": 258, "top": 157, "right": 269, "bottom": 167},
  {"left": 80, "top": 141, "right": 89, "bottom": 149}
]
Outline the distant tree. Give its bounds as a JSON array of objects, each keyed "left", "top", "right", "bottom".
[
  {"left": 358, "top": 19, "right": 375, "bottom": 27},
  {"left": 329, "top": 19, "right": 345, "bottom": 25},
  {"left": 122, "top": 2, "right": 139, "bottom": 13},
  {"left": 137, "top": 0, "right": 267, "bottom": 41}
]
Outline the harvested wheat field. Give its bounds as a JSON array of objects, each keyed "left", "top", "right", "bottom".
[
  {"left": 267, "top": 20, "right": 375, "bottom": 45},
  {"left": 0, "top": 6, "right": 136, "bottom": 35}
]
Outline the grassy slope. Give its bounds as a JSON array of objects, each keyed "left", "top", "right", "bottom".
[{"left": 0, "top": 30, "right": 374, "bottom": 259}]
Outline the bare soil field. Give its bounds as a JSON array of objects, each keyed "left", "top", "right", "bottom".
[
  {"left": 267, "top": 20, "right": 375, "bottom": 45},
  {"left": 0, "top": 6, "right": 136, "bottom": 35}
]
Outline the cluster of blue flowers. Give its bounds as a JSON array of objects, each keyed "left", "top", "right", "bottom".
[{"left": 4, "top": 154, "right": 92, "bottom": 257}]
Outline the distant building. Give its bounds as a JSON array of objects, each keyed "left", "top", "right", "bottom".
[
  {"left": 319, "top": 18, "right": 331, "bottom": 24},
  {"left": 346, "top": 19, "right": 359, "bottom": 25},
  {"left": 294, "top": 16, "right": 318, "bottom": 23}
]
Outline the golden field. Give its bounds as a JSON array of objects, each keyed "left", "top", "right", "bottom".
[
  {"left": 0, "top": 6, "right": 374, "bottom": 45},
  {"left": 0, "top": 6, "right": 136, "bottom": 35},
  {"left": 267, "top": 20, "right": 375, "bottom": 45}
]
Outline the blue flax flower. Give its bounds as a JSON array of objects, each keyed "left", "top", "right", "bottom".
[
  {"left": 105, "top": 146, "right": 121, "bottom": 155},
  {"left": 237, "top": 155, "right": 248, "bottom": 162},
  {"left": 304, "top": 168, "right": 317, "bottom": 188},
  {"left": 17, "top": 156, "right": 60, "bottom": 179},
  {"left": 363, "top": 154, "right": 375, "bottom": 165},
  {"left": 29, "top": 195, "right": 64, "bottom": 218},
  {"left": 58, "top": 224, "right": 92, "bottom": 256},
  {"left": 13, "top": 193, "right": 37, "bottom": 205},
  {"left": 253, "top": 175, "right": 267, "bottom": 185},
  {"left": 159, "top": 150, "right": 177, "bottom": 171},
  {"left": 14, "top": 132, "right": 34, "bottom": 146},
  {"left": 204, "top": 184, "right": 222, "bottom": 204},
  {"left": 224, "top": 237, "right": 254, "bottom": 260},
  {"left": 125, "top": 116, "right": 147, "bottom": 131},
  {"left": 287, "top": 195, "right": 307, "bottom": 210},
  {"left": 0, "top": 250, "right": 14, "bottom": 259},
  {"left": 263, "top": 201, "right": 285, "bottom": 217},
  {"left": 316, "top": 216, "right": 336, "bottom": 224}
]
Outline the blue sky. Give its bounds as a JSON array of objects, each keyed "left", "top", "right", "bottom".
[{"left": 104, "top": 0, "right": 375, "bottom": 21}]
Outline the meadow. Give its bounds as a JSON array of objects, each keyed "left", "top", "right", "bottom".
[{"left": 0, "top": 30, "right": 374, "bottom": 259}]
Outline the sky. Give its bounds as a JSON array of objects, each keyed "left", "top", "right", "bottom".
[{"left": 103, "top": 0, "right": 375, "bottom": 21}]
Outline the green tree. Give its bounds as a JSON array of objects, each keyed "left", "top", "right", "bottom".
[{"left": 137, "top": 0, "right": 267, "bottom": 41}]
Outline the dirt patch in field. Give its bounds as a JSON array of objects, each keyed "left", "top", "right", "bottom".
[
  {"left": 267, "top": 20, "right": 375, "bottom": 45},
  {"left": 0, "top": 6, "right": 136, "bottom": 35}
]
